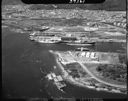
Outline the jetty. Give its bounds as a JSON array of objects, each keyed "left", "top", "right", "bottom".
[{"left": 46, "top": 72, "right": 66, "bottom": 92}]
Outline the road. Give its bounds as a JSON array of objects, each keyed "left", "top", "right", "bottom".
[
  {"left": 68, "top": 51, "right": 126, "bottom": 89},
  {"left": 78, "top": 61, "right": 126, "bottom": 89}
]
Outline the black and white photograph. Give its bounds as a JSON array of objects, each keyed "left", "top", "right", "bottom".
[{"left": 2, "top": 0, "right": 127, "bottom": 100}]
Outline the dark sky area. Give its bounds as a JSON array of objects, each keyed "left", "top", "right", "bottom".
[{"left": 2, "top": 0, "right": 126, "bottom": 11}]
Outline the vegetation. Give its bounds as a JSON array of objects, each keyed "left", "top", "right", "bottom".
[
  {"left": 96, "top": 64, "right": 127, "bottom": 83},
  {"left": 65, "top": 63, "right": 87, "bottom": 78},
  {"left": 118, "top": 54, "right": 126, "bottom": 64}
]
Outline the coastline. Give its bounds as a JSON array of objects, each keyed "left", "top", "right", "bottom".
[{"left": 49, "top": 50, "right": 126, "bottom": 94}]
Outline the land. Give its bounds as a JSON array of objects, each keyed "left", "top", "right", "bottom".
[
  {"left": 2, "top": 5, "right": 126, "bottom": 44},
  {"left": 2, "top": 4, "right": 127, "bottom": 94},
  {"left": 49, "top": 50, "right": 127, "bottom": 94}
]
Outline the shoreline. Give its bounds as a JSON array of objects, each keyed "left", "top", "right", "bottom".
[{"left": 49, "top": 50, "right": 126, "bottom": 95}]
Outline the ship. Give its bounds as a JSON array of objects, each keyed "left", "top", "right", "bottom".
[
  {"left": 35, "top": 39, "right": 61, "bottom": 43},
  {"left": 39, "top": 26, "right": 50, "bottom": 31},
  {"left": 67, "top": 40, "right": 96, "bottom": 46},
  {"left": 29, "top": 36, "right": 61, "bottom": 43}
]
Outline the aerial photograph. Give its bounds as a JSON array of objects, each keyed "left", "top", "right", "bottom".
[{"left": 2, "top": 0, "right": 127, "bottom": 99}]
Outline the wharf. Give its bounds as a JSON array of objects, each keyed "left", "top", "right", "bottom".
[{"left": 46, "top": 72, "right": 66, "bottom": 92}]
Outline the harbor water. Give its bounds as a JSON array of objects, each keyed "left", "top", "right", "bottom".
[{"left": 2, "top": 27, "right": 127, "bottom": 99}]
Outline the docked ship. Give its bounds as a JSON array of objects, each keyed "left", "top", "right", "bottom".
[
  {"left": 35, "top": 38, "right": 61, "bottom": 43},
  {"left": 29, "top": 36, "right": 62, "bottom": 43},
  {"left": 40, "top": 26, "right": 50, "bottom": 31},
  {"left": 67, "top": 40, "right": 96, "bottom": 46}
]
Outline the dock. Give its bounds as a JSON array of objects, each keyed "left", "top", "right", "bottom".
[{"left": 46, "top": 72, "right": 66, "bottom": 92}]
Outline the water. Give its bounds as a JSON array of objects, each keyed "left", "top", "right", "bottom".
[{"left": 2, "top": 27, "right": 126, "bottom": 99}]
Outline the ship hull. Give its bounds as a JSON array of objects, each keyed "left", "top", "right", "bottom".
[{"left": 67, "top": 43, "right": 95, "bottom": 46}]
